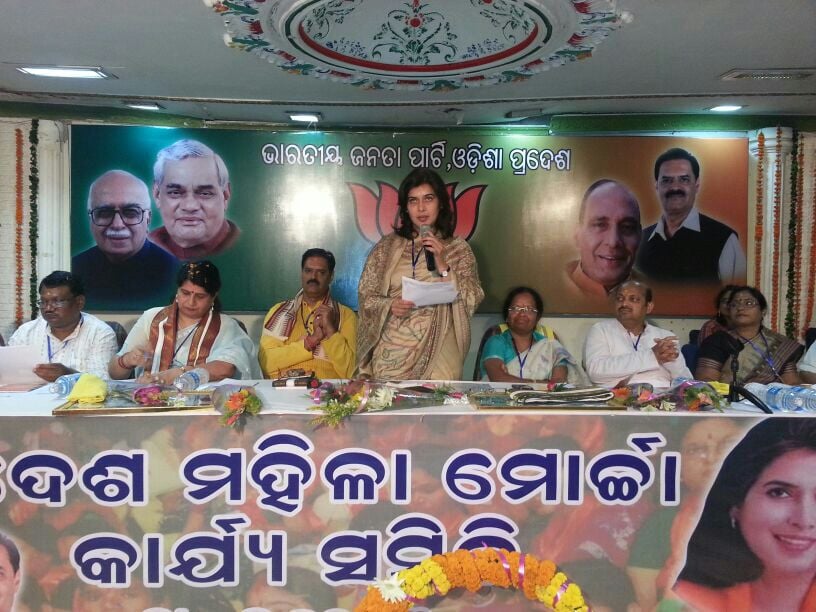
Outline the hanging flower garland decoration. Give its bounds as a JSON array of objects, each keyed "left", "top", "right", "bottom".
[
  {"left": 355, "top": 548, "right": 589, "bottom": 611},
  {"left": 795, "top": 131, "right": 805, "bottom": 337},
  {"left": 770, "top": 126, "right": 783, "bottom": 328},
  {"left": 754, "top": 131, "right": 765, "bottom": 287},
  {"left": 309, "top": 380, "right": 465, "bottom": 428},
  {"left": 785, "top": 130, "right": 800, "bottom": 337},
  {"left": 14, "top": 128, "right": 25, "bottom": 328},
  {"left": 28, "top": 119, "right": 39, "bottom": 319},
  {"left": 807, "top": 154, "right": 816, "bottom": 338}
]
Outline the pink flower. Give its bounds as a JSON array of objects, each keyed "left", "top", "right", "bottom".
[
  {"left": 248, "top": 20, "right": 263, "bottom": 35},
  {"left": 568, "top": 33, "right": 585, "bottom": 46},
  {"left": 573, "top": 1, "right": 592, "bottom": 13}
]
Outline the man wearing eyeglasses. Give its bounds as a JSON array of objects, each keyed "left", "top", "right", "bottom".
[
  {"left": 71, "top": 170, "right": 179, "bottom": 308},
  {"left": 636, "top": 148, "right": 746, "bottom": 284},
  {"left": 8, "top": 271, "right": 118, "bottom": 382},
  {"left": 583, "top": 281, "right": 691, "bottom": 388}
]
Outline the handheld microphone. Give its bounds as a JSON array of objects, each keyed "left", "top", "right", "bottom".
[{"left": 419, "top": 225, "right": 436, "bottom": 272}]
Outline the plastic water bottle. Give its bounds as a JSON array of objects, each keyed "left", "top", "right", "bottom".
[
  {"left": 747, "top": 382, "right": 816, "bottom": 412},
  {"left": 173, "top": 368, "right": 209, "bottom": 391},
  {"left": 768, "top": 383, "right": 816, "bottom": 412},
  {"left": 49, "top": 373, "right": 83, "bottom": 397}
]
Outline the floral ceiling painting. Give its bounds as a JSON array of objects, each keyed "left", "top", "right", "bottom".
[{"left": 209, "top": 0, "right": 627, "bottom": 91}]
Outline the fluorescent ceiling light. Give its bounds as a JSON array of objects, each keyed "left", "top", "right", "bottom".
[
  {"left": 287, "top": 112, "right": 321, "bottom": 123},
  {"left": 125, "top": 102, "right": 163, "bottom": 111},
  {"left": 708, "top": 105, "right": 743, "bottom": 112},
  {"left": 506, "top": 108, "right": 547, "bottom": 119},
  {"left": 16, "top": 65, "right": 113, "bottom": 79}
]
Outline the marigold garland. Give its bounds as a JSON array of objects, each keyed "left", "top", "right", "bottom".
[
  {"left": 770, "top": 126, "right": 783, "bottom": 330},
  {"left": 14, "top": 128, "right": 25, "bottom": 327},
  {"left": 754, "top": 131, "right": 765, "bottom": 287},
  {"left": 355, "top": 549, "right": 589, "bottom": 611},
  {"left": 28, "top": 119, "right": 40, "bottom": 320}
]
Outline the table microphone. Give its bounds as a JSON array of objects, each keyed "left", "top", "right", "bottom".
[
  {"left": 719, "top": 335, "right": 771, "bottom": 412},
  {"left": 419, "top": 225, "right": 436, "bottom": 271}
]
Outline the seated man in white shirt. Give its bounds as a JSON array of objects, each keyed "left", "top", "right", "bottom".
[
  {"left": 798, "top": 341, "right": 816, "bottom": 384},
  {"left": 9, "top": 271, "right": 118, "bottom": 382},
  {"left": 584, "top": 280, "right": 691, "bottom": 388}
]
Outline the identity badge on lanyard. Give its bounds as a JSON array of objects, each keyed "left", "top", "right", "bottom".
[{"left": 47, "top": 315, "right": 83, "bottom": 362}]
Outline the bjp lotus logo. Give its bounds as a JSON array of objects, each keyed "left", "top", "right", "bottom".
[{"left": 348, "top": 181, "right": 486, "bottom": 242}]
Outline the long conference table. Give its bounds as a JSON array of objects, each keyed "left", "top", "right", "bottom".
[{"left": 0, "top": 381, "right": 785, "bottom": 610}]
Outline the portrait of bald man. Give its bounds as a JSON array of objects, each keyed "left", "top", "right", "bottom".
[
  {"left": 72, "top": 169, "right": 179, "bottom": 308},
  {"left": 565, "top": 179, "right": 643, "bottom": 309},
  {"left": 150, "top": 139, "right": 240, "bottom": 260}
]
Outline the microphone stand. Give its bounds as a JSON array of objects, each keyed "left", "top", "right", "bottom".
[
  {"left": 729, "top": 351, "right": 773, "bottom": 414},
  {"left": 728, "top": 353, "right": 740, "bottom": 404}
]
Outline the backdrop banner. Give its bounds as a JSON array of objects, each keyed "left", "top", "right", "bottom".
[
  {"left": 70, "top": 126, "right": 748, "bottom": 315},
  {"left": 0, "top": 412, "right": 766, "bottom": 611}
]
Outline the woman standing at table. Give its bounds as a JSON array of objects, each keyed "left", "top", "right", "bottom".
[
  {"left": 357, "top": 168, "right": 483, "bottom": 380},
  {"left": 675, "top": 418, "right": 816, "bottom": 611},
  {"left": 695, "top": 285, "right": 802, "bottom": 385},
  {"left": 109, "top": 260, "right": 259, "bottom": 384}
]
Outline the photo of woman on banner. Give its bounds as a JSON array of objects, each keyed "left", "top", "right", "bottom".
[
  {"left": 675, "top": 418, "right": 816, "bottom": 611},
  {"left": 357, "top": 168, "right": 484, "bottom": 380}
]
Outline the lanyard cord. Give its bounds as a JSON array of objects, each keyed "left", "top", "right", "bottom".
[
  {"left": 511, "top": 336, "right": 531, "bottom": 379},
  {"left": 410, "top": 240, "right": 423, "bottom": 279},
  {"left": 172, "top": 322, "right": 199, "bottom": 365},
  {"left": 740, "top": 329, "right": 782, "bottom": 380},
  {"left": 47, "top": 315, "right": 83, "bottom": 362}
]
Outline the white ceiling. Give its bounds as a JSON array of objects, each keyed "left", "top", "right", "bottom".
[{"left": 1, "top": 0, "right": 814, "bottom": 127}]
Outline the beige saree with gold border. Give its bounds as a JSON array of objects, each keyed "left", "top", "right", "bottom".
[{"left": 357, "top": 233, "right": 483, "bottom": 380}]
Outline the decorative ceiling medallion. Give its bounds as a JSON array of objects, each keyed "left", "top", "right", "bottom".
[{"left": 209, "top": 0, "right": 627, "bottom": 91}]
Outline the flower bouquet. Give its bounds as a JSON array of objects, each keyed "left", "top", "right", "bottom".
[
  {"left": 611, "top": 379, "right": 726, "bottom": 412},
  {"left": 213, "top": 385, "right": 263, "bottom": 430},
  {"left": 309, "top": 380, "right": 466, "bottom": 428}
]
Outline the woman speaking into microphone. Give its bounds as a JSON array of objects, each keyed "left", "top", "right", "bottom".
[{"left": 357, "top": 168, "right": 484, "bottom": 380}]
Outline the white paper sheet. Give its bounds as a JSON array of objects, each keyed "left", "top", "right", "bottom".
[
  {"left": 401, "top": 276, "right": 458, "bottom": 307},
  {"left": 0, "top": 345, "right": 47, "bottom": 384}
]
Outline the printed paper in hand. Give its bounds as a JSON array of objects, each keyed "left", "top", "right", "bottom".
[
  {"left": 0, "top": 345, "right": 46, "bottom": 385},
  {"left": 402, "top": 276, "right": 458, "bottom": 307}
]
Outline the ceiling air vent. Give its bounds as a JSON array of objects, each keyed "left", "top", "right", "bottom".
[{"left": 720, "top": 68, "right": 816, "bottom": 81}]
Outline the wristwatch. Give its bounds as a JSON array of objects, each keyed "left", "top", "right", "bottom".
[{"left": 440, "top": 267, "right": 450, "bottom": 277}]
